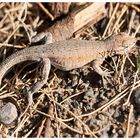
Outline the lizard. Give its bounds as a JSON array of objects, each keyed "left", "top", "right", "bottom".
[{"left": 0, "top": 32, "right": 137, "bottom": 105}]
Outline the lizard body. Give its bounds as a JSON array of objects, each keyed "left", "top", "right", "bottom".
[{"left": 0, "top": 32, "right": 137, "bottom": 105}]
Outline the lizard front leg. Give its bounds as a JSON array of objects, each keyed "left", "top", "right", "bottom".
[
  {"left": 91, "top": 58, "right": 112, "bottom": 83},
  {"left": 24, "top": 58, "right": 51, "bottom": 105}
]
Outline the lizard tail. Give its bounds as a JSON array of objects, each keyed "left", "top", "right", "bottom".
[{"left": 0, "top": 49, "right": 41, "bottom": 87}]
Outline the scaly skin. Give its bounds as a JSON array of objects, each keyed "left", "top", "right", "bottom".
[{"left": 0, "top": 32, "right": 137, "bottom": 105}]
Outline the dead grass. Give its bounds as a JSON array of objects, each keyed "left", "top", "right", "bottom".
[{"left": 0, "top": 2, "right": 140, "bottom": 138}]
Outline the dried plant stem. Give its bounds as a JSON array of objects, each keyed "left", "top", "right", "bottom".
[
  {"left": 125, "top": 104, "right": 134, "bottom": 138},
  {"left": 102, "top": 3, "right": 119, "bottom": 37}
]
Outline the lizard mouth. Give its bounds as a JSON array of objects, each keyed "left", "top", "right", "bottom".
[
  {"left": 117, "top": 43, "right": 136, "bottom": 54},
  {"left": 116, "top": 43, "right": 136, "bottom": 54},
  {"left": 124, "top": 43, "right": 136, "bottom": 54}
]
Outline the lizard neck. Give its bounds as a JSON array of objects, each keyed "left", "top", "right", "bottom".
[
  {"left": 91, "top": 39, "right": 114, "bottom": 58},
  {"left": 104, "top": 38, "right": 116, "bottom": 57}
]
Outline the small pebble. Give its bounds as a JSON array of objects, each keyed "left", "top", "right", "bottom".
[
  {"left": 84, "top": 88, "right": 94, "bottom": 98},
  {"left": 0, "top": 102, "right": 18, "bottom": 125}
]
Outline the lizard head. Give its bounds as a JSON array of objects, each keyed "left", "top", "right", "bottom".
[{"left": 110, "top": 32, "right": 137, "bottom": 55}]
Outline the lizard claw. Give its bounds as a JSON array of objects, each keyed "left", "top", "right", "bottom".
[
  {"left": 100, "top": 70, "right": 114, "bottom": 85},
  {"left": 101, "top": 69, "right": 113, "bottom": 78}
]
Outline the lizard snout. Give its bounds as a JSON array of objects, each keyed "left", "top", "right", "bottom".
[{"left": 116, "top": 42, "right": 136, "bottom": 54}]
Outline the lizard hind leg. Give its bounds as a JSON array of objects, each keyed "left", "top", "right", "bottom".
[
  {"left": 24, "top": 58, "right": 51, "bottom": 105},
  {"left": 31, "top": 31, "right": 53, "bottom": 45}
]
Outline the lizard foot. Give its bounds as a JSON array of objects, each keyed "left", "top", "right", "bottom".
[
  {"left": 92, "top": 60, "right": 113, "bottom": 84},
  {"left": 100, "top": 70, "right": 113, "bottom": 85},
  {"left": 101, "top": 69, "right": 113, "bottom": 78},
  {"left": 23, "top": 86, "right": 34, "bottom": 106}
]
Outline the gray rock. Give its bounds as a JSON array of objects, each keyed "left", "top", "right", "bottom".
[{"left": 0, "top": 102, "right": 18, "bottom": 125}]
